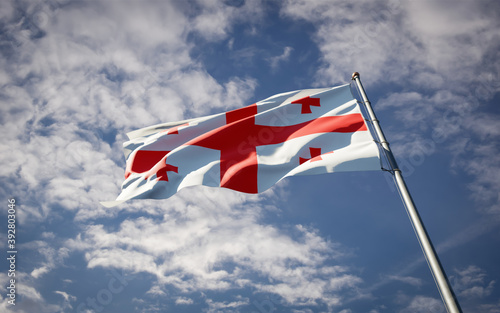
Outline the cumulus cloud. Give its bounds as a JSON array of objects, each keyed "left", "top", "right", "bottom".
[
  {"left": 66, "top": 187, "right": 360, "bottom": 307},
  {"left": 175, "top": 297, "right": 194, "bottom": 305},
  {"left": 0, "top": 2, "right": 282, "bottom": 311},
  {"left": 281, "top": 0, "right": 500, "bottom": 214},
  {"left": 0, "top": 0, "right": 259, "bottom": 224},
  {"left": 189, "top": 0, "right": 265, "bottom": 41},
  {"left": 282, "top": 0, "right": 500, "bottom": 87},
  {"left": 282, "top": 0, "right": 415, "bottom": 85}
]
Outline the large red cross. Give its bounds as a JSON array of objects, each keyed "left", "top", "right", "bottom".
[
  {"left": 125, "top": 96, "right": 367, "bottom": 192},
  {"left": 187, "top": 97, "right": 365, "bottom": 193}
]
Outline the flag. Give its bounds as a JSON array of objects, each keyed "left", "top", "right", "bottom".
[{"left": 103, "top": 84, "right": 380, "bottom": 206}]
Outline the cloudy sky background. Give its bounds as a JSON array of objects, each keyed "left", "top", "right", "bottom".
[{"left": 1, "top": 0, "right": 499, "bottom": 312}]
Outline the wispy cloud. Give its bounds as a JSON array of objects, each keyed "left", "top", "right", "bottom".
[
  {"left": 205, "top": 297, "right": 249, "bottom": 312},
  {"left": 451, "top": 265, "right": 495, "bottom": 299},
  {"left": 268, "top": 46, "right": 293, "bottom": 70},
  {"left": 54, "top": 290, "right": 76, "bottom": 311},
  {"left": 386, "top": 275, "right": 423, "bottom": 287},
  {"left": 400, "top": 295, "right": 444, "bottom": 313}
]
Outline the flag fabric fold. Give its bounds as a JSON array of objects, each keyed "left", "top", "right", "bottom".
[{"left": 103, "top": 84, "right": 381, "bottom": 206}]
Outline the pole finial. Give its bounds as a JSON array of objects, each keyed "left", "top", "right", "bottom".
[{"left": 352, "top": 72, "right": 360, "bottom": 80}]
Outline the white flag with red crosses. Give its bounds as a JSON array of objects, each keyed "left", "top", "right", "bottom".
[{"left": 103, "top": 84, "right": 381, "bottom": 206}]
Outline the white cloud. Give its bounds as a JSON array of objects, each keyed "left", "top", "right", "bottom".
[
  {"left": 386, "top": 275, "right": 423, "bottom": 287},
  {"left": 66, "top": 187, "right": 360, "bottom": 307},
  {"left": 205, "top": 297, "right": 249, "bottom": 312},
  {"left": 31, "top": 266, "right": 49, "bottom": 279},
  {"left": 282, "top": 0, "right": 500, "bottom": 88},
  {"left": 54, "top": 290, "right": 76, "bottom": 311},
  {"left": 277, "top": 0, "right": 500, "bottom": 215},
  {"left": 459, "top": 143, "right": 500, "bottom": 214},
  {"left": 282, "top": 0, "right": 420, "bottom": 85},
  {"left": 451, "top": 265, "right": 495, "bottom": 299},
  {"left": 189, "top": 0, "right": 265, "bottom": 41},
  {"left": 269, "top": 46, "right": 293, "bottom": 70},
  {"left": 0, "top": 272, "right": 65, "bottom": 313},
  {"left": 175, "top": 297, "right": 194, "bottom": 305},
  {"left": 478, "top": 300, "right": 500, "bottom": 313},
  {"left": 40, "top": 232, "right": 55, "bottom": 239},
  {"left": 146, "top": 285, "right": 167, "bottom": 296},
  {"left": 0, "top": 0, "right": 259, "bottom": 224},
  {"left": 371, "top": 88, "right": 500, "bottom": 215},
  {"left": 17, "top": 239, "right": 69, "bottom": 280},
  {"left": 400, "top": 295, "right": 444, "bottom": 313},
  {"left": 54, "top": 290, "right": 75, "bottom": 302},
  {"left": 405, "top": 1, "right": 497, "bottom": 76}
]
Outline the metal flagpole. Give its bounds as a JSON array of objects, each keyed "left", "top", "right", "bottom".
[{"left": 351, "top": 72, "right": 463, "bottom": 313}]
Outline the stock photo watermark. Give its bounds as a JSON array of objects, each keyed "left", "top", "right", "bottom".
[
  {"left": 6, "top": 198, "right": 17, "bottom": 306},
  {"left": 76, "top": 269, "right": 135, "bottom": 313},
  {"left": 251, "top": 294, "right": 284, "bottom": 313}
]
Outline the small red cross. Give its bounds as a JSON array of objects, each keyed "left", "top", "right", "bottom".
[
  {"left": 125, "top": 122, "right": 189, "bottom": 181},
  {"left": 292, "top": 96, "right": 320, "bottom": 114},
  {"left": 125, "top": 150, "right": 178, "bottom": 181},
  {"left": 144, "top": 155, "right": 178, "bottom": 181},
  {"left": 299, "top": 147, "right": 333, "bottom": 164}
]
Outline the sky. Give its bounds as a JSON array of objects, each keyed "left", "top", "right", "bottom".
[{"left": 0, "top": 0, "right": 499, "bottom": 312}]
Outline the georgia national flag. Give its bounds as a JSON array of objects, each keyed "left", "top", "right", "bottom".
[{"left": 102, "top": 84, "right": 381, "bottom": 207}]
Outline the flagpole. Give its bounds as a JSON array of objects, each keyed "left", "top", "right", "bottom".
[{"left": 351, "top": 72, "right": 462, "bottom": 313}]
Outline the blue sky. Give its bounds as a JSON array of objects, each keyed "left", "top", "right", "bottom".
[{"left": 1, "top": 0, "right": 499, "bottom": 312}]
